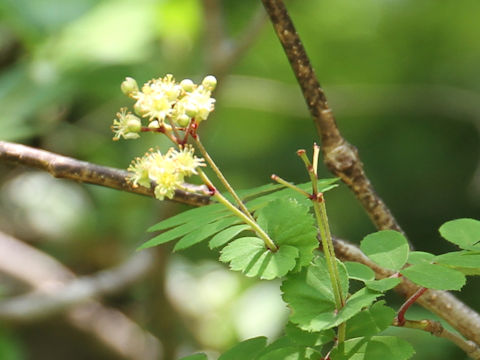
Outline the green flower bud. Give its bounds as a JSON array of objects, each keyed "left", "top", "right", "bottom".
[
  {"left": 180, "top": 79, "right": 195, "bottom": 92},
  {"left": 175, "top": 114, "right": 191, "bottom": 127},
  {"left": 148, "top": 120, "right": 160, "bottom": 129},
  {"left": 202, "top": 75, "right": 217, "bottom": 91},
  {"left": 125, "top": 114, "right": 142, "bottom": 132},
  {"left": 121, "top": 77, "right": 139, "bottom": 96}
]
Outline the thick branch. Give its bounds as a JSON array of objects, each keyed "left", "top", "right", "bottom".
[
  {"left": 0, "top": 141, "right": 210, "bottom": 207},
  {"left": 0, "top": 231, "right": 162, "bottom": 360},
  {"left": 260, "top": 0, "right": 402, "bottom": 232}
]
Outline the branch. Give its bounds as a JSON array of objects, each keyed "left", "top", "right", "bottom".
[
  {"left": 0, "top": 230, "right": 162, "bottom": 359},
  {"left": 0, "top": 250, "right": 155, "bottom": 321},
  {"left": 260, "top": 0, "right": 402, "bottom": 233},
  {"left": 0, "top": 141, "right": 210, "bottom": 206}
]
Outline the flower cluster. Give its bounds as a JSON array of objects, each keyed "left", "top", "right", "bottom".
[
  {"left": 112, "top": 74, "right": 216, "bottom": 140},
  {"left": 127, "top": 145, "right": 205, "bottom": 200}
]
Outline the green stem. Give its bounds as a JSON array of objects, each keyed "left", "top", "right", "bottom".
[
  {"left": 271, "top": 174, "right": 311, "bottom": 197},
  {"left": 193, "top": 135, "right": 254, "bottom": 220},
  {"left": 197, "top": 169, "right": 278, "bottom": 252}
]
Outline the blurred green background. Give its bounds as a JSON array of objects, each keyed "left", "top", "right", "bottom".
[{"left": 0, "top": 0, "right": 479, "bottom": 359}]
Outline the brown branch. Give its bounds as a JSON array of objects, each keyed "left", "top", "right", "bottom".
[
  {"left": 397, "top": 319, "right": 480, "bottom": 359},
  {"left": 0, "top": 231, "right": 162, "bottom": 360},
  {"left": 260, "top": 0, "right": 402, "bottom": 233},
  {"left": 0, "top": 141, "right": 210, "bottom": 207}
]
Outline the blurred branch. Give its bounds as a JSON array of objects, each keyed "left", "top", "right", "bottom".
[
  {"left": 202, "top": 0, "right": 267, "bottom": 83},
  {"left": 0, "top": 250, "right": 155, "bottom": 321},
  {"left": 0, "top": 230, "right": 162, "bottom": 360},
  {"left": 260, "top": 0, "right": 403, "bottom": 233},
  {"left": 333, "top": 237, "right": 480, "bottom": 355},
  {"left": 0, "top": 141, "right": 210, "bottom": 206}
]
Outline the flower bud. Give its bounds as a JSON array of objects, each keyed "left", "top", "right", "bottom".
[
  {"left": 121, "top": 77, "right": 139, "bottom": 96},
  {"left": 148, "top": 120, "right": 160, "bottom": 129},
  {"left": 180, "top": 79, "right": 195, "bottom": 92},
  {"left": 125, "top": 114, "right": 142, "bottom": 132},
  {"left": 202, "top": 75, "right": 217, "bottom": 91},
  {"left": 175, "top": 114, "right": 191, "bottom": 127}
]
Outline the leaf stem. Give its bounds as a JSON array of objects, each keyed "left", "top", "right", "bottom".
[
  {"left": 193, "top": 135, "right": 254, "bottom": 220},
  {"left": 396, "top": 287, "right": 428, "bottom": 326},
  {"left": 270, "top": 174, "right": 311, "bottom": 197},
  {"left": 197, "top": 169, "right": 278, "bottom": 252}
]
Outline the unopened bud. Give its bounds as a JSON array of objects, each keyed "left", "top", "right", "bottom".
[
  {"left": 180, "top": 79, "right": 195, "bottom": 92},
  {"left": 176, "top": 114, "right": 191, "bottom": 127},
  {"left": 121, "top": 77, "right": 139, "bottom": 96},
  {"left": 202, "top": 75, "right": 217, "bottom": 91}
]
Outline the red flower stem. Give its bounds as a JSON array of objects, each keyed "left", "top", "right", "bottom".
[{"left": 397, "top": 287, "right": 428, "bottom": 326}]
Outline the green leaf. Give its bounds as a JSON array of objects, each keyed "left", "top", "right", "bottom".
[
  {"left": 360, "top": 230, "right": 409, "bottom": 271},
  {"left": 140, "top": 212, "right": 232, "bottom": 249},
  {"left": 282, "top": 257, "right": 365, "bottom": 332},
  {"left": 284, "top": 323, "right": 335, "bottom": 347},
  {"left": 365, "top": 278, "right": 401, "bottom": 292},
  {"left": 220, "top": 237, "right": 299, "bottom": 280},
  {"left": 439, "top": 218, "right": 480, "bottom": 250},
  {"left": 345, "top": 262, "right": 375, "bottom": 282},
  {"left": 258, "top": 346, "right": 312, "bottom": 360},
  {"left": 209, "top": 224, "right": 251, "bottom": 249},
  {"left": 346, "top": 301, "right": 395, "bottom": 339},
  {"left": 400, "top": 263, "right": 466, "bottom": 290},
  {"left": 407, "top": 251, "right": 435, "bottom": 265},
  {"left": 434, "top": 251, "right": 480, "bottom": 275},
  {"left": 256, "top": 198, "right": 318, "bottom": 271},
  {"left": 174, "top": 216, "right": 241, "bottom": 251},
  {"left": 148, "top": 203, "right": 226, "bottom": 231},
  {"left": 330, "top": 336, "right": 415, "bottom": 360},
  {"left": 218, "top": 337, "right": 267, "bottom": 360},
  {"left": 180, "top": 354, "right": 208, "bottom": 360}
]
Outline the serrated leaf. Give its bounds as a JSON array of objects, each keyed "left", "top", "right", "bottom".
[
  {"left": 282, "top": 257, "right": 366, "bottom": 332},
  {"left": 257, "top": 346, "right": 311, "bottom": 360},
  {"left": 365, "top": 278, "right": 401, "bottom": 292},
  {"left": 435, "top": 251, "right": 480, "bottom": 275},
  {"left": 400, "top": 263, "right": 466, "bottom": 290},
  {"left": 174, "top": 216, "right": 241, "bottom": 251},
  {"left": 256, "top": 198, "right": 318, "bottom": 271},
  {"left": 220, "top": 237, "right": 299, "bottom": 280},
  {"left": 180, "top": 354, "right": 208, "bottom": 360},
  {"left": 439, "top": 218, "right": 480, "bottom": 250},
  {"left": 330, "top": 336, "right": 415, "bottom": 360},
  {"left": 140, "top": 212, "right": 232, "bottom": 250},
  {"left": 148, "top": 203, "right": 226, "bottom": 231},
  {"left": 360, "top": 230, "right": 409, "bottom": 271},
  {"left": 408, "top": 251, "right": 435, "bottom": 265},
  {"left": 346, "top": 301, "right": 395, "bottom": 339},
  {"left": 218, "top": 337, "right": 267, "bottom": 360},
  {"left": 209, "top": 224, "right": 251, "bottom": 249},
  {"left": 285, "top": 323, "right": 335, "bottom": 347},
  {"left": 345, "top": 262, "right": 375, "bottom": 282}
]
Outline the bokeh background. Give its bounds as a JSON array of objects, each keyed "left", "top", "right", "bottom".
[{"left": 0, "top": 0, "right": 479, "bottom": 359}]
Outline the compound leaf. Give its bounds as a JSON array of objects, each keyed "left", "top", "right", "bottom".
[
  {"left": 330, "top": 336, "right": 414, "bottom": 360},
  {"left": 346, "top": 301, "right": 395, "bottom": 339},
  {"left": 434, "top": 251, "right": 480, "bottom": 275},
  {"left": 360, "top": 230, "right": 409, "bottom": 271},
  {"left": 256, "top": 198, "right": 318, "bottom": 272},
  {"left": 439, "top": 218, "right": 480, "bottom": 250},
  {"left": 218, "top": 337, "right": 267, "bottom": 360},
  {"left": 209, "top": 224, "right": 252, "bottom": 249},
  {"left": 400, "top": 263, "right": 466, "bottom": 290},
  {"left": 219, "top": 237, "right": 299, "bottom": 280}
]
